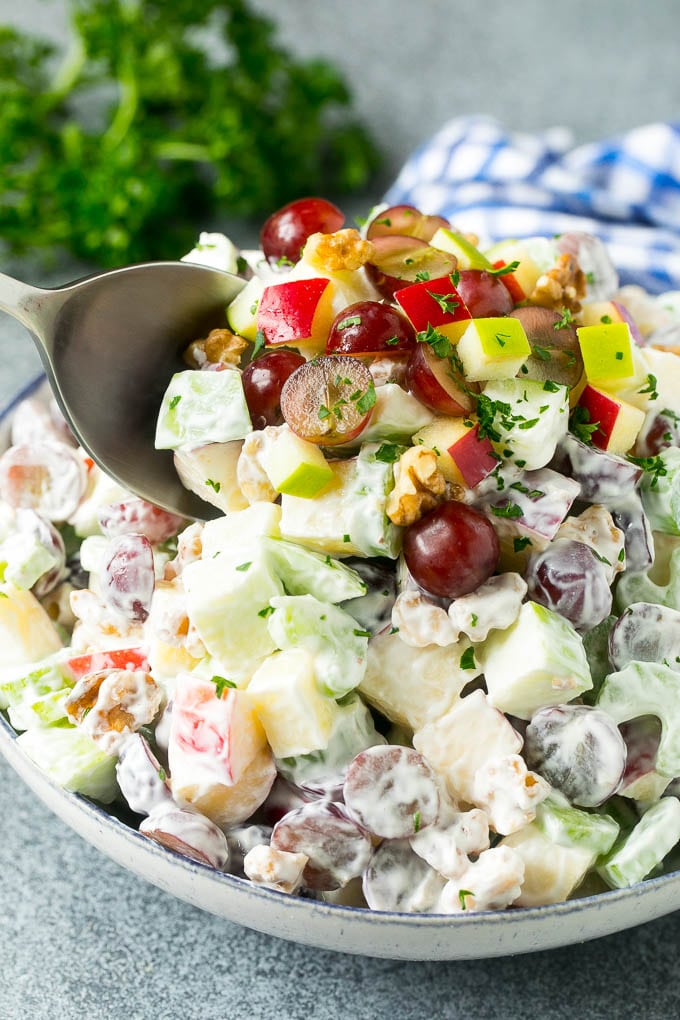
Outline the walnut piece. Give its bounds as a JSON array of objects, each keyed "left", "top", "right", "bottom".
[
  {"left": 386, "top": 447, "right": 446, "bottom": 526},
  {"left": 183, "top": 328, "right": 247, "bottom": 369},
  {"left": 303, "top": 229, "right": 374, "bottom": 273},
  {"left": 65, "top": 668, "right": 163, "bottom": 754},
  {"left": 528, "top": 252, "right": 587, "bottom": 313}
]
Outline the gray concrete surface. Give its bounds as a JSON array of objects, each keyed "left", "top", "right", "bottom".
[{"left": 3, "top": 2, "right": 680, "bottom": 1017}]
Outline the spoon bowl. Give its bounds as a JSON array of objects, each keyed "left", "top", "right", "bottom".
[{"left": 0, "top": 262, "right": 246, "bottom": 519}]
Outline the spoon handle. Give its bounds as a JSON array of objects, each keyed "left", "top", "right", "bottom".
[{"left": 0, "top": 272, "right": 60, "bottom": 354}]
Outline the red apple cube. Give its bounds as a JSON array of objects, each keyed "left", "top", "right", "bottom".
[
  {"left": 257, "top": 277, "right": 335, "bottom": 352},
  {"left": 394, "top": 274, "right": 472, "bottom": 342},
  {"left": 491, "top": 260, "right": 528, "bottom": 303},
  {"left": 578, "top": 384, "right": 645, "bottom": 455},
  {"left": 447, "top": 421, "right": 498, "bottom": 487}
]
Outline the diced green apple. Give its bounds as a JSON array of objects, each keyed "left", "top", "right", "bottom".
[
  {"left": 535, "top": 792, "right": 619, "bottom": 858},
  {"left": 456, "top": 316, "right": 531, "bottom": 381},
  {"left": 430, "top": 228, "right": 493, "bottom": 270},
  {"left": 199, "top": 502, "right": 282, "bottom": 560},
  {"left": 226, "top": 276, "right": 265, "bottom": 342},
  {"left": 256, "top": 277, "right": 336, "bottom": 353},
  {"left": 577, "top": 384, "right": 645, "bottom": 455},
  {"left": 577, "top": 322, "right": 638, "bottom": 387},
  {"left": 174, "top": 441, "right": 249, "bottom": 513},
  {"left": 258, "top": 427, "right": 333, "bottom": 498},
  {"left": 394, "top": 274, "right": 471, "bottom": 342},
  {"left": 247, "top": 648, "right": 337, "bottom": 758},
  {"left": 262, "top": 537, "right": 367, "bottom": 603},
  {"left": 480, "top": 377, "right": 569, "bottom": 469},
  {"left": 480, "top": 600, "right": 592, "bottom": 719},
  {"left": 155, "top": 370, "right": 252, "bottom": 450}
]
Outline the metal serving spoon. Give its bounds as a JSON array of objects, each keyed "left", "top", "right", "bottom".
[{"left": 0, "top": 262, "right": 245, "bottom": 520}]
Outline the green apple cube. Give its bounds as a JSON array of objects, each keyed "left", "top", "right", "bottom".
[
  {"left": 199, "top": 503, "right": 282, "bottom": 560},
  {"left": 430, "top": 228, "right": 492, "bottom": 270},
  {"left": 479, "top": 378, "right": 569, "bottom": 469},
  {"left": 598, "top": 797, "right": 680, "bottom": 889},
  {"left": 276, "top": 690, "right": 385, "bottom": 788},
  {"left": 349, "top": 384, "right": 434, "bottom": 445},
  {"left": 155, "top": 370, "right": 252, "bottom": 450},
  {"left": 640, "top": 446, "right": 680, "bottom": 535},
  {"left": 577, "top": 322, "right": 636, "bottom": 385},
  {"left": 247, "top": 648, "right": 337, "bottom": 758},
  {"left": 0, "top": 651, "right": 73, "bottom": 712},
  {"left": 596, "top": 660, "right": 680, "bottom": 776},
  {"left": 280, "top": 444, "right": 400, "bottom": 558},
  {"left": 259, "top": 427, "right": 333, "bottom": 498},
  {"left": 502, "top": 821, "right": 596, "bottom": 906},
  {"left": 9, "top": 687, "right": 71, "bottom": 730},
  {"left": 0, "top": 528, "right": 61, "bottom": 591},
  {"left": 183, "top": 550, "right": 284, "bottom": 680},
  {"left": 174, "top": 441, "right": 249, "bottom": 514},
  {"left": 262, "top": 537, "right": 366, "bottom": 603},
  {"left": 17, "top": 725, "right": 119, "bottom": 802},
  {"left": 457, "top": 317, "right": 531, "bottom": 381},
  {"left": 480, "top": 600, "right": 592, "bottom": 719},
  {"left": 267, "top": 593, "right": 369, "bottom": 698},
  {"left": 226, "top": 275, "right": 265, "bottom": 342},
  {"left": 535, "top": 792, "right": 619, "bottom": 857}
]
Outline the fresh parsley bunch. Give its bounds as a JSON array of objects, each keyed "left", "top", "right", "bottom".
[{"left": 0, "top": 0, "right": 379, "bottom": 267}]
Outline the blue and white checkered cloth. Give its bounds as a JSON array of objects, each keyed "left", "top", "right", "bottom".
[{"left": 384, "top": 117, "right": 680, "bottom": 294}]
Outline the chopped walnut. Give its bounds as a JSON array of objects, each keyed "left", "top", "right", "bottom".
[
  {"left": 556, "top": 505, "right": 625, "bottom": 583},
  {"left": 303, "top": 229, "right": 374, "bottom": 273},
  {"left": 386, "top": 447, "right": 447, "bottom": 526},
  {"left": 411, "top": 791, "right": 490, "bottom": 880},
  {"left": 183, "top": 328, "right": 247, "bottom": 369},
  {"left": 437, "top": 845, "right": 525, "bottom": 913},
  {"left": 164, "top": 521, "right": 204, "bottom": 580},
  {"left": 472, "top": 754, "right": 551, "bottom": 835},
  {"left": 391, "top": 590, "right": 457, "bottom": 647},
  {"left": 65, "top": 668, "right": 163, "bottom": 755},
  {"left": 243, "top": 844, "right": 308, "bottom": 894},
  {"left": 528, "top": 253, "right": 587, "bottom": 313}
]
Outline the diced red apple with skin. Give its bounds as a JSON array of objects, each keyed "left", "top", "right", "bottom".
[
  {"left": 413, "top": 418, "right": 497, "bottom": 487},
  {"left": 491, "top": 261, "right": 526, "bottom": 304},
  {"left": 256, "top": 277, "right": 335, "bottom": 352},
  {"left": 405, "top": 342, "right": 477, "bottom": 416},
  {"left": 577, "top": 383, "right": 645, "bottom": 455},
  {"left": 394, "top": 275, "right": 472, "bottom": 342},
  {"left": 66, "top": 647, "right": 150, "bottom": 680}
]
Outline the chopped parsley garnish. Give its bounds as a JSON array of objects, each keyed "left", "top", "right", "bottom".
[
  {"left": 618, "top": 547, "right": 625, "bottom": 562},
  {"left": 450, "top": 270, "right": 461, "bottom": 287},
  {"left": 385, "top": 336, "right": 401, "bottom": 346},
  {"left": 600, "top": 314, "right": 613, "bottom": 324},
  {"left": 236, "top": 256, "right": 248, "bottom": 275},
  {"left": 158, "top": 767, "right": 167, "bottom": 782},
  {"left": 554, "top": 307, "right": 575, "bottom": 330},
  {"left": 513, "top": 536, "right": 533, "bottom": 552},
  {"left": 615, "top": 351, "right": 624, "bottom": 361},
  {"left": 413, "top": 811, "right": 422, "bottom": 834},
  {"left": 495, "top": 332, "right": 511, "bottom": 347},
  {"left": 490, "top": 502, "right": 523, "bottom": 519},
  {"left": 318, "top": 405, "right": 331, "bottom": 421},
  {"left": 638, "top": 374, "right": 659, "bottom": 400},
  {"left": 460, "top": 647, "right": 476, "bottom": 670},
  {"left": 276, "top": 254, "right": 295, "bottom": 268},
  {"left": 592, "top": 550, "right": 612, "bottom": 566},
  {"left": 543, "top": 380, "right": 561, "bottom": 392},
  {"left": 169, "top": 394, "right": 182, "bottom": 410},
  {"left": 415, "top": 323, "right": 451, "bottom": 359},
  {"left": 235, "top": 561, "right": 252, "bottom": 571},
  {"left": 337, "top": 315, "right": 362, "bottom": 331},
  {"left": 258, "top": 606, "right": 275, "bottom": 618},
  {"left": 586, "top": 271, "right": 596, "bottom": 284},
  {"left": 375, "top": 217, "right": 392, "bottom": 227},
  {"left": 212, "top": 675, "right": 237, "bottom": 698},
  {"left": 470, "top": 613, "right": 478, "bottom": 627},
  {"left": 570, "top": 405, "right": 599, "bottom": 444},
  {"left": 389, "top": 626, "right": 400, "bottom": 635},
  {"left": 205, "top": 478, "right": 221, "bottom": 493},
  {"left": 355, "top": 380, "right": 377, "bottom": 414},
  {"left": 414, "top": 270, "right": 431, "bottom": 282},
  {"left": 249, "top": 299, "right": 259, "bottom": 315},
  {"left": 353, "top": 629, "right": 372, "bottom": 638},
  {"left": 375, "top": 442, "right": 403, "bottom": 463},
  {"left": 489, "top": 260, "right": 520, "bottom": 276},
  {"left": 517, "top": 417, "right": 539, "bottom": 430},
  {"left": 532, "top": 345, "right": 552, "bottom": 362},
  {"left": 252, "top": 329, "right": 266, "bottom": 358},
  {"left": 427, "top": 289, "right": 460, "bottom": 315},
  {"left": 627, "top": 454, "right": 668, "bottom": 489},
  {"left": 343, "top": 534, "right": 351, "bottom": 543},
  {"left": 458, "top": 889, "right": 473, "bottom": 911}
]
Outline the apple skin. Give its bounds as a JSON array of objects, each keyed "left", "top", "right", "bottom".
[
  {"left": 579, "top": 300, "right": 644, "bottom": 346},
  {"left": 490, "top": 260, "right": 526, "bottom": 303},
  {"left": 394, "top": 275, "right": 471, "bottom": 341},
  {"left": 257, "top": 277, "right": 334, "bottom": 350},
  {"left": 578, "top": 384, "right": 645, "bottom": 454},
  {"left": 405, "top": 342, "right": 477, "bottom": 416},
  {"left": 447, "top": 422, "right": 499, "bottom": 487},
  {"left": 576, "top": 322, "right": 636, "bottom": 386}
]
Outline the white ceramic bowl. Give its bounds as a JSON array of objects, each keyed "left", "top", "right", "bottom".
[{"left": 2, "top": 375, "right": 680, "bottom": 960}]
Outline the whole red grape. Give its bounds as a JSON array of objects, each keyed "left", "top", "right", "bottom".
[{"left": 403, "top": 500, "right": 499, "bottom": 598}]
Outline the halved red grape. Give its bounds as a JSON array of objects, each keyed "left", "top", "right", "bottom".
[
  {"left": 365, "top": 236, "right": 457, "bottom": 299},
  {"left": 366, "top": 204, "right": 449, "bottom": 242},
  {"left": 326, "top": 301, "right": 415, "bottom": 357},
  {"left": 455, "top": 269, "right": 514, "bottom": 318},
  {"left": 98, "top": 499, "right": 185, "bottom": 544},
  {"left": 509, "top": 306, "right": 582, "bottom": 388},
  {"left": 101, "top": 534, "right": 155, "bottom": 623},
  {"left": 405, "top": 342, "right": 477, "bottom": 416},
  {"left": 271, "top": 800, "right": 372, "bottom": 891},
  {"left": 241, "top": 349, "right": 306, "bottom": 429},
  {"left": 260, "top": 197, "right": 344, "bottom": 266},
  {"left": 343, "top": 745, "right": 440, "bottom": 839},
  {"left": 280, "top": 354, "right": 376, "bottom": 446},
  {"left": 526, "top": 539, "right": 612, "bottom": 632},
  {"left": 403, "top": 500, "right": 500, "bottom": 598}
]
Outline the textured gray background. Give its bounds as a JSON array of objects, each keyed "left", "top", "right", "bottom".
[{"left": 3, "top": 1, "right": 680, "bottom": 1017}]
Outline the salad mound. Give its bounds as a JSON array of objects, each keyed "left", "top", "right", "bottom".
[{"left": 4, "top": 197, "right": 680, "bottom": 913}]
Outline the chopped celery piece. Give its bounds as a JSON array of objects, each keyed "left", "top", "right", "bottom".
[
  {"left": 17, "top": 725, "right": 119, "bottom": 802},
  {"left": 263, "top": 538, "right": 367, "bottom": 603},
  {"left": 598, "top": 798, "right": 680, "bottom": 888}
]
